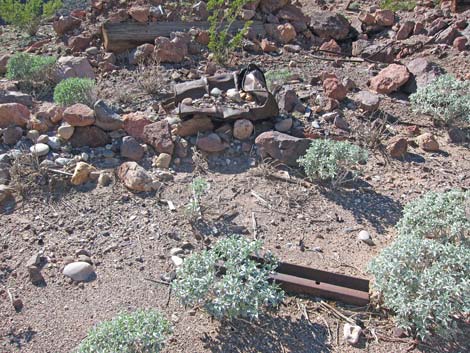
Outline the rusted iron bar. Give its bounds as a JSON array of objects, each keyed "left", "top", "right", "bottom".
[{"left": 252, "top": 256, "right": 370, "bottom": 306}]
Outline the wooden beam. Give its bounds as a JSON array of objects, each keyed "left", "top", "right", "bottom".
[{"left": 101, "top": 20, "right": 266, "bottom": 52}]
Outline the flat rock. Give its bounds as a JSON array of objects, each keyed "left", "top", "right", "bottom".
[
  {"left": 63, "top": 104, "right": 95, "bottom": 127},
  {"left": 354, "top": 91, "right": 380, "bottom": 112},
  {"left": 255, "top": 131, "right": 311, "bottom": 166},
  {"left": 370, "top": 64, "right": 410, "bottom": 94},
  {"left": 93, "top": 100, "right": 123, "bottom": 131},
  {"left": 116, "top": 161, "right": 155, "bottom": 192},
  {"left": 63, "top": 261, "right": 94, "bottom": 282},
  {"left": 173, "top": 117, "right": 214, "bottom": 137},
  {"left": 310, "top": 12, "right": 351, "bottom": 40},
  {"left": 0, "top": 91, "right": 33, "bottom": 107},
  {"left": 123, "top": 112, "right": 152, "bottom": 140}
]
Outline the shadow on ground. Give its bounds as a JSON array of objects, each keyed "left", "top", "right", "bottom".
[
  {"left": 202, "top": 315, "right": 331, "bottom": 353},
  {"left": 319, "top": 187, "right": 402, "bottom": 234}
]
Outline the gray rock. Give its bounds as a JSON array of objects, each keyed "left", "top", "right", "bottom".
[
  {"left": 402, "top": 57, "right": 444, "bottom": 94},
  {"left": 30, "top": 143, "right": 50, "bottom": 157},
  {"left": 255, "top": 131, "right": 311, "bottom": 166},
  {"left": 93, "top": 100, "right": 124, "bottom": 131},
  {"left": 120, "top": 136, "right": 144, "bottom": 161},
  {"left": 357, "top": 230, "right": 373, "bottom": 245},
  {"left": 0, "top": 91, "right": 33, "bottom": 107},
  {"left": 57, "top": 124, "right": 75, "bottom": 140},
  {"left": 275, "top": 118, "right": 293, "bottom": 132},
  {"left": 63, "top": 261, "right": 94, "bottom": 281},
  {"left": 47, "top": 136, "right": 61, "bottom": 150},
  {"left": 210, "top": 87, "right": 222, "bottom": 97},
  {"left": 2, "top": 126, "right": 23, "bottom": 145},
  {"left": 354, "top": 91, "right": 380, "bottom": 112},
  {"left": 310, "top": 12, "right": 351, "bottom": 40}
]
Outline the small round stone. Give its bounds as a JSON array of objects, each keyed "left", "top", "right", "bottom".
[
  {"left": 30, "top": 143, "right": 50, "bottom": 157},
  {"left": 357, "top": 230, "right": 373, "bottom": 245}
]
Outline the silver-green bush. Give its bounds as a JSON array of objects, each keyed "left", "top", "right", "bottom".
[
  {"left": 75, "top": 310, "right": 172, "bottom": 353},
  {"left": 6, "top": 52, "right": 56, "bottom": 82},
  {"left": 172, "top": 236, "right": 284, "bottom": 320},
  {"left": 297, "top": 139, "right": 368, "bottom": 185},
  {"left": 410, "top": 75, "right": 470, "bottom": 125},
  {"left": 368, "top": 190, "right": 470, "bottom": 340},
  {"left": 53, "top": 77, "right": 96, "bottom": 107}
]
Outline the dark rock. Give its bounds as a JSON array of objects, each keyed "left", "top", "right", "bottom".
[
  {"left": 0, "top": 91, "right": 33, "bottom": 107},
  {"left": 143, "top": 120, "right": 174, "bottom": 155},
  {"left": 70, "top": 126, "right": 111, "bottom": 148},
  {"left": 93, "top": 100, "right": 123, "bottom": 131},
  {"left": 120, "top": 136, "right": 145, "bottom": 161},
  {"left": 310, "top": 12, "right": 351, "bottom": 40}
]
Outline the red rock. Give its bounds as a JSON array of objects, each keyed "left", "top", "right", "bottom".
[
  {"left": 323, "top": 77, "right": 347, "bottom": 101},
  {"left": 277, "top": 4, "right": 309, "bottom": 24},
  {"left": 413, "top": 22, "right": 426, "bottom": 35},
  {"left": 416, "top": 133, "right": 439, "bottom": 151},
  {"left": 129, "top": 5, "right": 150, "bottom": 23},
  {"left": 374, "top": 10, "right": 395, "bottom": 26},
  {"left": 69, "top": 126, "right": 110, "bottom": 147},
  {"left": 154, "top": 37, "right": 188, "bottom": 63},
  {"left": 387, "top": 137, "right": 408, "bottom": 158},
  {"left": 69, "top": 34, "right": 92, "bottom": 52},
  {"left": 261, "top": 38, "right": 277, "bottom": 52},
  {"left": 407, "top": 125, "right": 420, "bottom": 136},
  {"left": 195, "top": 30, "right": 210, "bottom": 46},
  {"left": 63, "top": 104, "right": 95, "bottom": 127},
  {"left": 453, "top": 36, "right": 467, "bottom": 51},
  {"left": 143, "top": 120, "right": 174, "bottom": 155},
  {"left": 70, "top": 10, "right": 87, "bottom": 19},
  {"left": 396, "top": 21, "right": 415, "bottom": 40},
  {"left": 36, "top": 102, "right": 63, "bottom": 124},
  {"left": 0, "top": 103, "right": 30, "bottom": 128},
  {"left": 196, "top": 133, "right": 227, "bottom": 152},
  {"left": 370, "top": 64, "right": 410, "bottom": 94},
  {"left": 53, "top": 16, "right": 81, "bottom": 35},
  {"left": 277, "top": 23, "right": 296, "bottom": 44},
  {"left": 123, "top": 112, "right": 152, "bottom": 140},
  {"left": 109, "top": 9, "right": 129, "bottom": 23},
  {"left": 359, "top": 11, "right": 375, "bottom": 25},
  {"left": 320, "top": 39, "right": 341, "bottom": 54}
]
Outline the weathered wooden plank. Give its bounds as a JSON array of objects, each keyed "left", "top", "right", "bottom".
[{"left": 102, "top": 20, "right": 266, "bottom": 52}]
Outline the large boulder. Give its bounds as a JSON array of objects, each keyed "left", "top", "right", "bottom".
[
  {"left": 310, "top": 12, "right": 351, "bottom": 40},
  {"left": 69, "top": 126, "right": 110, "bottom": 147},
  {"left": 54, "top": 56, "right": 95, "bottom": 81},
  {"left": 0, "top": 103, "right": 30, "bottom": 128},
  {"left": 369, "top": 64, "right": 410, "bottom": 94},
  {"left": 116, "top": 161, "right": 154, "bottom": 192},
  {"left": 143, "top": 120, "right": 174, "bottom": 155},
  {"left": 154, "top": 36, "right": 188, "bottom": 63},
  {"left": 93, "top": 100, "right": 123, "bottom": 131},
  {"left": 255, "top": 131, "right": 311, "bottom": 166}
]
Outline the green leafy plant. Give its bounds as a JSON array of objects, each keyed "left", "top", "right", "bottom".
[
  {"left": 297, "top": 139, "right": 368, "bottom": 185},
  {"left": 410, "top": 74, "right": 470, "bottom": 126},
  {"left": 6, "top": 52, "right": 57, "bottom": 98},
  {"left": 53, "top": 77, "right": 96, "bottom": 107},
  {"left": 207, "top": 0, "right": 252, "bottom": 64},
  {"left": 185, "top": 177, "right": 209, "bottom": 220},
  {"left": 172, "top": 236, "right": 284, "bottom": 320},
  {"left": 0, "top": 0, "right": 62, "bottom": 36},
  {"left": 6, "top": 52, "right": 56, "bottom": 82},
  {"left": 265, "top": 69, "right": 291, "bottom": 92},
  {"left": 368, "top": 190, "right": 470, "bottom": 340},
  {"left": 75, "top": 310, "right": 172, "bottom": 353},
  {"left": 380, "top": 0, "right": 416, "bottom": 11}
]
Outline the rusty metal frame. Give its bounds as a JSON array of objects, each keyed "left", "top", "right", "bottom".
[{"left": 252, "top": 256, "right": 370, "bottom": 306}]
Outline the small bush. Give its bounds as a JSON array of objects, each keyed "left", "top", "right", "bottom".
[
  {"left": 6, "top": 52, "right": 56, "bottom": 82},
  {"left": 410, "top": 75, "right": 470, "bottom": 126},
  {"left": 185, "top": 177, "right": 209, "bottom": 220},
  {"left": 172, "top": 236, "right": 284, "bottom": 320},
  {"left": 368, "top": 190, "right": 470, "bottom": 340},
  {"left": 207, "top": 0, "right": 252, "bottom": 64},
  {"left": 380, "top": 0, "right": 416, "bottom": 11},
  {"left": 75, "top": 310, "right": 172, "bottom": 353},
  {"left": 0, "top": 0, "right": 62, "bottom": 36},
  {"left": 53, "top": 77, "right": 96, "bottom": 107},
  {"left": 265, "top": 69, "right": 291, "bottom": 92},
  {"left": 297, "top": 139, "right": 368, "bottom": 185}
]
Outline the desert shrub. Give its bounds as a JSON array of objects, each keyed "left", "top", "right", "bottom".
[
  {"left": 0, "top": 0, "right": 62, "bottom": 36},
  {"left": 207, "top": 0, "right": 252, "bottom": 64},
  {"left": 368, "top": 190, "right": 470, "bottom": 340},
  {"left": 53, "top": 77, "right": 96, "bottom": 107},
  {"left": 75, "top": 310, "right": 172, "bottom": 353},
  {"left": 185, "top": 177, "right": 209, "bottom": 220},
  {"left": 172, "top": 236, "right": 284, "bottom": 320},
  {"left": 6, "top": 52, "right": 56, "bottom": 82},
  {"left": 265, "top": 69, "right": 291, "bottom": 92},
  {"left": 410, "top": 75, "right": 470, "bottom": 126},
  {"left": 380, "top": 0, "right": 416, "bottom": 11},
  {"left": 297, "top": 139, "right": 368, "bottom": 185}
]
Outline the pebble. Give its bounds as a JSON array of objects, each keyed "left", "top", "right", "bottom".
[
  {"left": 27, "top": 130, "right": 39, "bottom": 141},
  {"left": 63, "top": 261, "right": 94, "bottom": 282},
  {"left": 37, "top": 134, "right": 49, "bottom": 144},
  {"left": 57, "top": 124, "right": 75, "bottom": 140},
  {"left": 343, "top": 323, "right": 362, "bottom": 345},
  {"left": 210, "top": 87, "right": 222, "bottom": 97},
  {"left": 30, "top": 143, "right": 50, "bottom": 157},
  {"left": 357, "top": 230, "right": 373, "bottom": 245},
  {"left": 47, "top": 136, "right": 61, "bottom": 150},
  {"left": 171, "top": 255, "right": 184, "bottom": 267}
]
